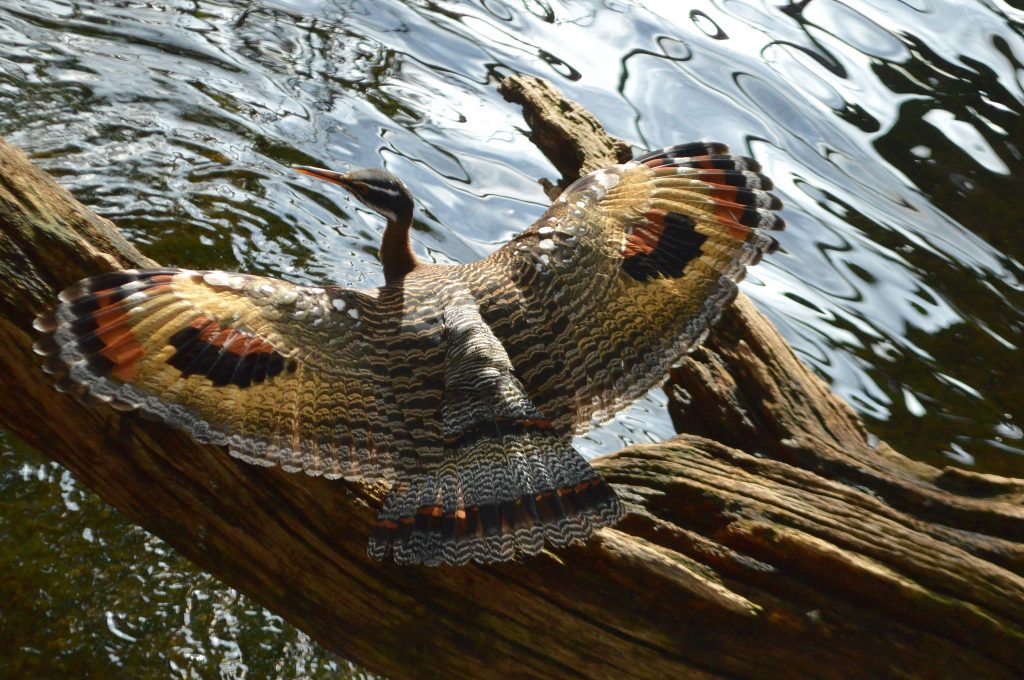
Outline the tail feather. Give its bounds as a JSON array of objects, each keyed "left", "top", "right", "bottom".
[{"left": 368, "top": 431, "right": 623, "bottom": 566}]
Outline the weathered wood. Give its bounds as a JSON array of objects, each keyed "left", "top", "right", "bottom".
[
  {"left": 1, "top": 75, "right": 1023, "bottom": 678},
  {"left": 498, "top": 74, "right": 632, "bottom": 198}
]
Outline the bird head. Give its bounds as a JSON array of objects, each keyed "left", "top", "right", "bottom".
[{"left": 293, "top": 165, "right": 413, "bottom": 224}]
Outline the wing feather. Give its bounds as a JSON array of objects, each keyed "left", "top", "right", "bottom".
[
  {"left": 35, "top": 268, "right": 415, "bottom": 480},
  {"left": 470, "top": 142, "right": 784, "bottom": 432}
]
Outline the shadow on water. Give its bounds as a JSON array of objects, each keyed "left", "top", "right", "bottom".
[{"left": 1, "top": 0, "right": 1023, "bottom": 675}]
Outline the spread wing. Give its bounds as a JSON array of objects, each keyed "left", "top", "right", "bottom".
[
  {"left": 469, "top": 142, "right": 784, "bottom": 432},
  {"left": 34, "top": 268, "right": 622, "bottom": 566},
  {"left": 34, "top": 268, "right": 428, "bottom": 480}
]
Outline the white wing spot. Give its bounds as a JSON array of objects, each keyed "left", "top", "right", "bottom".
[
  {"left": 274, "top": 288, "right": 299, "bottom": 305},
  {"left": 203, "top": 271, "right": 231, "bottom": 288},
  {"left": 121, "top": 280, "right": 146, "bottom": 292},
  {"left": 122, "top": 291, "right": 149, "bottom": 306}
]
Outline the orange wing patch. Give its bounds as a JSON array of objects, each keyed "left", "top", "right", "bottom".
[
  {"left": 622, "top": 210, "right": 706, "bottom": 281},
  {"left": 66, "top": 272, "right": 177, "bottom": 382},
  {"left": 622, "top": 150, "right": 785, "bottom": 282},
  {"left": 46, "top": 270, "right": 298, "bottom": 390},
  {"left": 166, "top": 316, "right": 295, "bottom": 388}
]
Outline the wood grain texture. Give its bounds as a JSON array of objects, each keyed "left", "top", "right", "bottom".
[
  {"left": 1, "top": 74, "right": 1023, "bottom": 678},
  {"left": 498, "top": 74, "right": 633, "bottom": 198}
]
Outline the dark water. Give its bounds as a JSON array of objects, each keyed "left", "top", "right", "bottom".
[{"left": 1, "top": 0, "right": 1023, "bottom": 675}]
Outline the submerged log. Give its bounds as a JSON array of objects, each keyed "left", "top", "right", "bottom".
[{"left": 1, "top": 75, "right": 1023, "bottom": 678}]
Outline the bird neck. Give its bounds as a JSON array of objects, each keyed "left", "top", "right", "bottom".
[{"left": 380, "top": 207, "right": 418, "bottom": 283}]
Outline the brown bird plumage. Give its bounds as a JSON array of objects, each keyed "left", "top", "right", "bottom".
[{"left": 34, "top": 142, "right": 783, "bottom": 566}]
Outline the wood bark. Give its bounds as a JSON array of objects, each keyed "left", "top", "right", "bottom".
[{"left": 2, "top": 74, "right": 1023, "bottom": 678}]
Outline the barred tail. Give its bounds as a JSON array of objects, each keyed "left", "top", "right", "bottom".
[{"left": 368, "top": 429, "right": 623, "bottom": 566}]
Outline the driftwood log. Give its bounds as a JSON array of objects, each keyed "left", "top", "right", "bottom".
[{"left": 2, "top": 74, "right": 1023, "bottom": 678}]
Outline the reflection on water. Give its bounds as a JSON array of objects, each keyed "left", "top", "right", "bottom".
[
  {"left": 0, "top": 431, "right": 356, "bottom": 677},
  {"left": 1, "top": 0, "right": 1023, "bottom": 674}
]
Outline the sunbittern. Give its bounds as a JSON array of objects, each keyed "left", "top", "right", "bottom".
[{"left": 34, "top": 142, "right": 783, "bottom": 566}]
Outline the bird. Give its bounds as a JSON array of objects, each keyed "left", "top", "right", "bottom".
[{"left": 33, "top": 141, "right": 783, "bottom": 566}]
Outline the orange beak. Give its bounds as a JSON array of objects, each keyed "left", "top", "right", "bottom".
[{"left": 292, "top": 165, "right": 351, "bottom": 186}]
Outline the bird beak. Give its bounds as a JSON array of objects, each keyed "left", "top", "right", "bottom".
[{"left": 292, "top": 165, "right": 351, "bottom": 187}]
